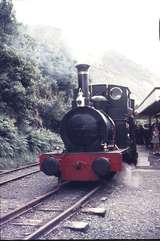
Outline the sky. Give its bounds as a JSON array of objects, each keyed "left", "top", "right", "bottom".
[{"left": 13, "top": 0, "right": 160, "bottom": 77}]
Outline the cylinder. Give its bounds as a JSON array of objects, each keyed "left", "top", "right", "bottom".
[{"left": 75, "top": 64, "right": 90, "bottom": 99}]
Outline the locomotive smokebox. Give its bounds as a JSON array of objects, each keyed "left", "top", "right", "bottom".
[{"left": 76, "top": 64, "right": 90, "bottom": 104}]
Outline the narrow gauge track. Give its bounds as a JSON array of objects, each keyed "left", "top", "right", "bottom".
[
  {"left": 0, "top": 182, "right": 102, "bottom": 240},
  {"left": 0, "top": 182, "right": 68, "bottom": 226},
  {"left": 0, "top": 164, "right": 40, "bottom": 186},
  {"left": 0, "top": 163, "right": 38, "bottom": 176}
]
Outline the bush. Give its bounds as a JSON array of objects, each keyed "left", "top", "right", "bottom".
[
  {"left": 27, "top": 128, "right": 63, "bottom": 154},
  {"left": 0, "top": 115, "right": 63, "bottom": 169},
  {"left": 0, "top": 115, "right": 29, "bottom": 158},
  {"left": 0, "top": 115, "right": 17, "bottom": 139}
]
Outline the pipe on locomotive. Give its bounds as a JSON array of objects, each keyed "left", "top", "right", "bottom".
[{"left": 75, "top": 64, "right": 90, "bottom": 106}]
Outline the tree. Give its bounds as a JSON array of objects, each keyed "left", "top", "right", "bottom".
[
  {"left": 0, "top": 0, "right": 18, "bottom": 44},
  {"left": 0, "top": 0, "right": 77, "bottom": 167}
]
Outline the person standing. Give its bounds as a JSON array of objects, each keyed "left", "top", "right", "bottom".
[
  {"left": 126, "top": 108, "right": 138, "bottom": 165},
  {"left": 151, "top": 126, "right": 160, "bottom": 154}
]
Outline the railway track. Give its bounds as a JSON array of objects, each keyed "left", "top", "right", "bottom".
[
  {"left": 0, "top": 182, "right": 68, "bottom": 226},
  {"left": 0, "top": 163, "right": 38, "bottom": 176},
  {"left": 0, "top": 182, "right": 103, "bottom": 240},
  {"left": 0, "top": 163, "right": 40, "bottom": 186}
]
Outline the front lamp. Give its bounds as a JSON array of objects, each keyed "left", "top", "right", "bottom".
[{"left": 110, "top": 87, "right": 123, "bottom": 100}]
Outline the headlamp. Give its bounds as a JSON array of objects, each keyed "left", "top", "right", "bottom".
[{"left": 110, "top": 87, "right": 122, "bottom": 100}]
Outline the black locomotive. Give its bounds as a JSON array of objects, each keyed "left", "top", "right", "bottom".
[
  {"left": 61, "top": 64, "right": 137, "bottom": 160},
  {"left": 40, "top": 64, "right": 137, "bottom": 181}
]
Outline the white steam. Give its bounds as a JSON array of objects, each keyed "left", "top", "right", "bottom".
[{"left": 116, "top": 163, "right": 142, "bottom": 188}]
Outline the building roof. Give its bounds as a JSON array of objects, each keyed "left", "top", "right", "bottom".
[{"left": 136, "top": 87, "right": 160, "bottom": 117}]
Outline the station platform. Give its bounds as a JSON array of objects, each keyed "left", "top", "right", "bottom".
[{"left": 137, "top": 145, "right": 160, "bottom": 169}]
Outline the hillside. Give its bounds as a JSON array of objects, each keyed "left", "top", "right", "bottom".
[
  {"left": 24, "top": 25, "right": 160, "bottom": 105},
  {"left": 0, "top": 1, "right": 76, "bottom": 169},
  {"left": 89, "top": 50, "right": 160, "bottom": 105}
]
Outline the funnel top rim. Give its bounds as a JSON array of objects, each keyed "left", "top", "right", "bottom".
[{"left": 75, "top": 64, "right": 90, "bottom": 71}]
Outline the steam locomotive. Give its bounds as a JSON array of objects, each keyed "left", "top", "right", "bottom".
[{"left": 39, "top": 64, "right": 138, "bottom": 182}]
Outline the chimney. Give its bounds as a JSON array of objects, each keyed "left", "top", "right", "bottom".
[{"left": 75, "top": 64, "right": 90, "bottom": 103}]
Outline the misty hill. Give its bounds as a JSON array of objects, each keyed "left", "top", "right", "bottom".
[
  {"left": 89, "top": 51, "right": 160, "bottom": 105},
  {"left": 25, "top": 25, "right": 159, "bottom": 105},
  {"left": 24, "top": 24, "right": 74, "bottom": 61},
  {"left": 21, "top": 24, "right": 77, "bottom": 87}
]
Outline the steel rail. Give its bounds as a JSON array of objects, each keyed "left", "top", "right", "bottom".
[
  {"left": 0, "top": 182, "right": 68, "bottom": 226},
  {"left": 0, "top": 163, "right": 38, "bottom": 176},
  {"left": 0, "top": 170, "right": 40, "bottom": 186},
  {"left": 25, "top": 184, "right": 102, "bottom": 240}
]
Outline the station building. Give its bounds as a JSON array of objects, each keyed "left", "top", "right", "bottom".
[{"left": 136, "top": 87, "right": 160, "bottom": 124}]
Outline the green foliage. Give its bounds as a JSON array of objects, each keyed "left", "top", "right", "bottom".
[
  {"left": 27, "top": 128, "right": 63, "bottom": 153},
  {"left": 0, "top": 0, "right": 18, "bottom": 45},
  {"left": 0, "top": 115, "right": 28, "bottom": 158},
  {"left": 0, "top": 115, "right": 63, "bottom": 168},
  {"left": 0, "top": 114, "right": 17, "bottom": 138},
  {"left": 0, "top": 46, "right": 41, "bottom": 125},
  {"left": 0, "top": 0, "right": 77, "bottom": 169},
  {"left": 38, "top": 91, "right": 71, "bottom": 131}
]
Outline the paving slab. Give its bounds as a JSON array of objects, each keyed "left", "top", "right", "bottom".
[
  {"left": 137, "top": 145, "right": 160, "bottom": 169},
  {"left": 64, "top": 221, "right": 89, "bottom": 231},
  {"left": 100, "top": 197, "right": 108, "bottom": 201},
  {"left": 137, "top": 145, "right": 150, "bottom": 167},
  {"left": 81, "top": 207, "right": 106, "bottom": 217}
]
